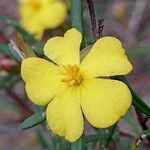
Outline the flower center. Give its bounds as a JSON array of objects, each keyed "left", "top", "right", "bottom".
[
  {"left": 29, "top": 0, "right": 41, "bottom": 10},
  {"left": 61, "top": 65, "right": 82, "bottom": 86}
]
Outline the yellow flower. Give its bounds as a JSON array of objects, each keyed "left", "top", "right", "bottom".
[
  {"left": 21, "top": 28, "right": 133, "bottom": 142},
  {"left": 18, "top": 0, "right": 67, "bottom": 39}
]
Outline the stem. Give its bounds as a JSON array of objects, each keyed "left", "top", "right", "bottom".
[
  {"left": 86, "top": 0, "right": 98, "bottom": 42},
  {"left": 71, "top": 0, "right": 85, "bottom": 48}
]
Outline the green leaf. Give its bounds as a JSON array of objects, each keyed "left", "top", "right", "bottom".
[
  {"left": 71, "top": 0, "right": 85, "bottom": 49},
  {"left": 0, "top": 43, "right": 22, "bottom": 61},
  {"left": 15, "top": 32, "right": 36, "bottom": 57},
  {"left": 8, "top": 32, "right": 36, "bottom": 60},
  {"left": 8, "top": 42, "right": 24, "bottom": 62},
  {"left": 130, "top": 87, "right": 150, "bottom": 116},
  {"left": 71, "top": 137, "right": 83, "bottom": 150},
  {"left": 19, "top": 110, "right": 46, "bottom": 130}
]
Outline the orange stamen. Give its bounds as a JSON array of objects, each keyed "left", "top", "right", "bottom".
[{"left": 61, "top": 65, "right": 82, "bottom": 86}]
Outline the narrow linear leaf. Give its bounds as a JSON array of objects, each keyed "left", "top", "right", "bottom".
[
  {"left": 130, "top": 87, "right": 150, "bottom": 116},
  {"left": 9, "top": 41, "right": 25, "bottom": 62},
  {"left": 71, "top": 0, "right": 84, "bottom": 35},
  {"left": 9, "top": 32, "right": 36, "bottom": 59},
  {"left": 71, "top": 0, "right": 85, "bottom": 49},
  {"left": 15, "top": 32, "right": 36, "bottom": 57},
  {"left": 19, "top": 111, "right": 46, "bottom": 130},
  {"left": 0, "top": 43, "right": 23, "bottom": 62}
]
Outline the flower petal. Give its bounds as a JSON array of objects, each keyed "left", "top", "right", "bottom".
[
  {"left": 21, "top": 58, "right": 61, "bottom": 105},
  {"left": 44, "top": 28, "right": 82, "bottom": 66},
  {"left": 20, "top": 16, "right": 44, "bottom": 39},
  {"left": 80, "top": 78, "right": 132, "bottom": 128},
  {"left": 46, "top": 87, "right": 83, "bottom": 142},
  {"left": 81, "top": 37, "right": 132, "bottom": 78},
  {"left": 40, "top": 1, "right": 67, "bottom": 29},
  {"left": 19, "top": 4, "right": 45, "bottom": 39}
]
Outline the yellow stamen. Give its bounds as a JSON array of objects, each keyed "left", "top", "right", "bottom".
[{"left": 61, "top": 65, "right": 82, "bottom": 86}]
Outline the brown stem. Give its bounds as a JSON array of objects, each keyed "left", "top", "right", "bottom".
[{"left": 86, "top": 0, "right": 98, "bottom": 42}]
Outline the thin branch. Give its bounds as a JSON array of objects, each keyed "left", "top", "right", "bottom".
[
  {"left": 86, "top": 0, "right": 98, "bottom": 42},
  {"left": 71, "top": 0, "right": 85, "bottom": 48}
]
